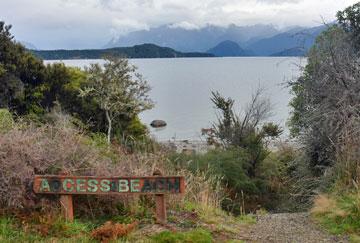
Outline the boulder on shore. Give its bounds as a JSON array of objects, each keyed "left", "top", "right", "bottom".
[{"left": 150, "top": 120, "right": 167, "bottom": 128}]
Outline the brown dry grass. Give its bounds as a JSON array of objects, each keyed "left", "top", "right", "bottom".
[
  {"left": 334, "top": 116, "right": 360, "bottom": 190},
  {"left": 176, "top": 170, "right": 224, "bottom": 209},
  {"left": 0, "top": 117, "right": 159, "bottom": 208},
  {"left": 90, "top": 220, "right": 137, "bottom": 242},
  {"left": 311, "top": 194, "right": 337, "bottom": 215},
  {"left": 311, "top": 194, "right": 347, "bottom": 218},
  {"left": 0, "top": 114, "right": 223, "bottom": 217}
]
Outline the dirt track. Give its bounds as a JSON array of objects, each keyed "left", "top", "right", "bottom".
[{"left": 237, "top": 213, "right": 348, "bottom": 243}]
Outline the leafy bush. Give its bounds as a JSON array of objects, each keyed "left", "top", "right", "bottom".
[
  {"left": 193, "top": 89, "right": 286, "bottom": 213},
  {"left": 171, "top": 144, "right": 295, "bottom": 213},
  {"left": 80, "top": 56, "right": 153, "bottom": 144}
]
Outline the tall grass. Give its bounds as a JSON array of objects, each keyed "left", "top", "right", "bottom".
[
  {"left": 312, "top": 193, "right": 360, "bottom": 236},
  {"left": 311, "top": 119, "right": 360, "bottom": 237}
]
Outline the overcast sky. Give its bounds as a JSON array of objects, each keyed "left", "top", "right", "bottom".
[{"left": 1, "top": 0, "right": 358, "bottom": 49}]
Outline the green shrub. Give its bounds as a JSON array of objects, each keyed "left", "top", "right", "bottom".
[
  {"left": 170, "top": 146, "right": 295, "bottom": 213},
  {"left": 173, "top": 149, "right": 259, "bottom": 195},
  {"left": 0, "top": 109, "right": 14, "bottom": 132}
]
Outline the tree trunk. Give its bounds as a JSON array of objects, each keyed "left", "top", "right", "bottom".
[{"left": 105, "top": 110, "right": 112, "bottom": 144}]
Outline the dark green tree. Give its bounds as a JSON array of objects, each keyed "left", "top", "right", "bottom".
[
  {"left": 337, "top": 2, "right": 360, "bottom": 50},
  {"left": 0, "top": 21, "right": 152, "bottom": 146},
  {"left": 0, "top": 21, "right": 46, "bottom": 113},
  {"left": 210, "top": 88, "right": 282, "bottom": 177}
]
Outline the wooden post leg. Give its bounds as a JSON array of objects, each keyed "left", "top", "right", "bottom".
[
  {"left": 153, "top": 169, "right": 167, "bottom": 224},
  {"left": 60, "top": 195, "right": 73, "bottom": 222},
  {"left": 155, "top": 194, "right": 167, "bottom": 224}
]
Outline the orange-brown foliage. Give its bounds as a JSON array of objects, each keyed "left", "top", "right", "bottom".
[{"left": 91, "top": 221, "right": 138, "bottom": 242}]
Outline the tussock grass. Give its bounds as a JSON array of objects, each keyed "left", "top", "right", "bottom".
[
  {"left": 311, "top": 195, "right": 343, "bottom": 216},
  {"left": 311, "top": 193, "right": 360, "bottom": 237}
]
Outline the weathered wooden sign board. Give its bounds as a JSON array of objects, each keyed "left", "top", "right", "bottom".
[
  {"left": 33, "top": 173, "right": 185, "bottom": 223},
  {"left": 33, "top": 175, "right": 185, "bottom": 194}
]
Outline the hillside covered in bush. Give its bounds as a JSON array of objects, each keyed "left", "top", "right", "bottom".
[{"left": 31, "top": 44, "right": 214, "bottom": 60}]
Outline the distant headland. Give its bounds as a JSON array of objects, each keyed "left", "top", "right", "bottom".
[{"left": 31, "top": 43, "right": 214, "bottom": 60}]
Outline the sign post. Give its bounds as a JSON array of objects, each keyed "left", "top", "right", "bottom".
[
  {"left": 60, "top": 194, "right": 73, "bottom": 221},
  {"left": 33, "top": 173, "right": 185, "bottom": 223},
  {"left": 153, "top": 169, "right": 166, "bottom": 223}
]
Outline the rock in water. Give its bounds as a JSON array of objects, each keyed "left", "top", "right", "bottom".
[{"left": 150, "top": 120, "right": 167, "bottom": 128}]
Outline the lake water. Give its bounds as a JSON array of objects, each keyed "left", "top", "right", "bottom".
[{"left": 45, "top": 57, "right": 306, "bottom": 141}]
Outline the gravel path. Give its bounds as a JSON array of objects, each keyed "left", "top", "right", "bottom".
[{"left": 237, "top": 213, "right": 348, "bottom": 243}]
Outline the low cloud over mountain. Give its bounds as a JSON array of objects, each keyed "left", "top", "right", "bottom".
[{"left": 107, "top": 23, "right": 327, "bottom": 56}]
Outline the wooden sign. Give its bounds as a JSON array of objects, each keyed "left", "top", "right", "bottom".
[
  {"left": 33, "top": 172, "right": 185, "bottom": 223},
  {"left": 33, "top": 175, "right": 185, "bottom": 195}
]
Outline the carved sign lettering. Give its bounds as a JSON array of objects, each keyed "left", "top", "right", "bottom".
[{"left": 33, "top": 175, "right": 185, "bottom": 194}]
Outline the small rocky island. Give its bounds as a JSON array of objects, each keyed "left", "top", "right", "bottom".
[{"left": 150, "top": 120, "right": 167, "bottom": 128}]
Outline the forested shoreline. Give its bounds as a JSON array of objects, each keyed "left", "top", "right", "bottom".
[{"left": 31, "top": 44, "right": 214, "bottom": 60}]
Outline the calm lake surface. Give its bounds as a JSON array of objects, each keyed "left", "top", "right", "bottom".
[{"left": 45, "top": 57, "right": 306, "bottom": 141}]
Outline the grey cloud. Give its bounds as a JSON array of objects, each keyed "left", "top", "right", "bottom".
[
  {"left": 257, "top": 0, "right": 303, "bottom": 3},
  {"left": 1, "top": 0, "right": 357, "bottom": 49}
]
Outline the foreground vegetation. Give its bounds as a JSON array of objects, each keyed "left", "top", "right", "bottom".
[
  {"left": 0, "top": 111, "right": 256, "bottom": 242},
  {"left": 0, "top": 203, "right": 254, "bottom": 242}
]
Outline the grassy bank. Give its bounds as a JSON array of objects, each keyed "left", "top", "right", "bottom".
[
  {"left": 311, "top": 193, "right": 360, "bottom": 242},
  {"left": 0, "top": 203, "right": 255, "bottom": 242}
]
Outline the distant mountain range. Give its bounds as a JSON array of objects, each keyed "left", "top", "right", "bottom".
[
  {"left": 29, "top": 23, "right": 329, "bottom": 59},
  {"left": 105, "top": 24, "right": 280, "bottom": 52},
  {"left": 106, "top": 24, "right": 328, "bottom": 57},
  {"left": 31, "top": 44, "right": 214, "bottom": 60},
  {"left": 244, "top": 25, "right": 326, "bottom": 56}
]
